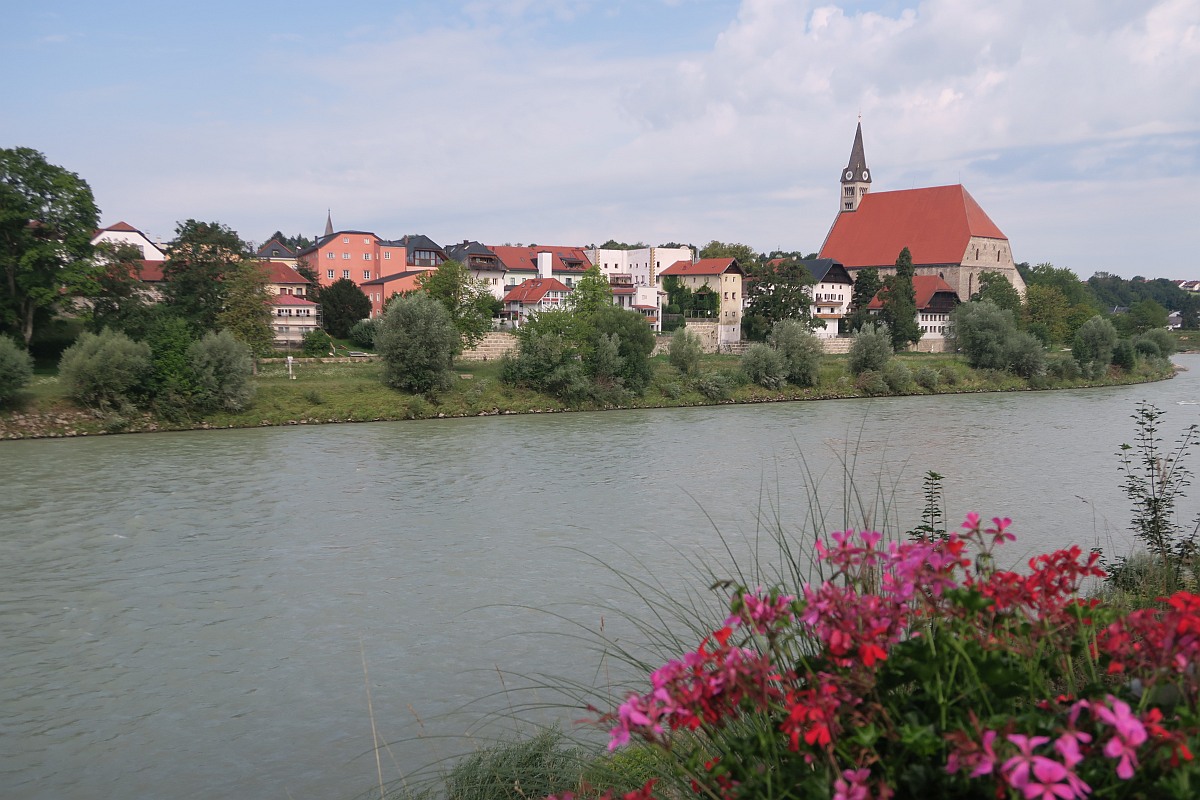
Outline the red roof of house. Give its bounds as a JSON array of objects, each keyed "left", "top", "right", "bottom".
[
  {"left": 659, "top": 258, "right": 742, "bottom": 277},
  {"left": 261, "top": 260, "right": 309, "bottom": 284},
  {"left": 820, "top": 185, "right": 1007, "bottom": 268},
  {"left": 101, "top": 221, "right": 141, "bottom": 233},
  {"left": 270, "top": 293, "right": 317, "bottom": 306},
  {"left": 867, "top": 275, "right": 959, "bottom": 311},
  {"left": 490, "top": 245, "right": 592, "bottom": 274},
  {"left": 139, "top": 260, "right": 165, "bottom": 282},
  {"left": 502, "top": 278, "right": 572, "bottom": 304}
]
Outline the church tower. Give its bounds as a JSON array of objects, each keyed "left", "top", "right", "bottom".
[{"left": 840, "top": 121, "right": 872, "bottom": 212}]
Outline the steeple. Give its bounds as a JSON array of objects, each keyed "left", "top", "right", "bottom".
[
  {"left": 324, "top": 210, "right": 334, "bottom": 237},
  {"left": 839, "top": 121, "right": 872, "bottom": 212}
]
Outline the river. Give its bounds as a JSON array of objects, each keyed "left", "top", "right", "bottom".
[{"left": 4, "top": 358, "right": 1200, "bottom": 799}]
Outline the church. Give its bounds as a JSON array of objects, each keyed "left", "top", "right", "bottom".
[{"left": 818, "top": 123, "right": 1026, "bottom": 302}]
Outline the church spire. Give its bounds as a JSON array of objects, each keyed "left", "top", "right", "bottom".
[
  {"left": 324, "top": 210, "right": 334, "bottom": 237},
  {"left": 839, "top": 122, "right": 872, "bottom": 212}
]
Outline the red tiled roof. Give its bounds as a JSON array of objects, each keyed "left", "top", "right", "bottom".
[
  {"left": 659, "top": 258, "right": 741, "bottom": 277},
  {"left": 270, "top": 294, "right": 317, "bottom": 306},
  {"left": 139, "top": 260, "right": 165, "bottom": 282},
  {"left": 867, "top": 275, "right": 958, "bottom": 311},
  {"left": 261, "top": 260, "right": 310, "bottom": 284},
  {"left": 490, "top": 245, "right": 592, "bottom": 274},
  {"left": 502, "top": 278, "right": 572, "bottom": 304},
  {"left": 820, "top": 185, "right": 1007, "bottom": 268},
  {"left": 632, "top": 304, "right": 658, "bottom": 310},
  {"left": 102, "top": 221, "right": 141, "bottom": 233}
]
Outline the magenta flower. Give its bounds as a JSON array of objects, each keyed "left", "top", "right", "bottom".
[
  {"left": 1019, "top": 757, "right": 1088, "bottom": 800},
  {"left": 1002, "top": 734, "right": 1051, "bottom": 788},
  {"left": 832, "top": 767, "right": 871, "bottom": 800},
  {"left": 1093, "top": 696, "right": 1147, "bottom": 779}
]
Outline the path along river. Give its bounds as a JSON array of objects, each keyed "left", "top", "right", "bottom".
[{"left": 5, "top": 357, "right": 1200, "bottom": 799}]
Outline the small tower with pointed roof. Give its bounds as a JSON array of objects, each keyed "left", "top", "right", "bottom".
[
  {"left": 839, "top": 121, "right": 872, "bottom": 212},
  {"left": 324, "top": 210, "right": 334, "bottom": 237}
]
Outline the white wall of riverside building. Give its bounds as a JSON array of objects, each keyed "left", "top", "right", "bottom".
[{"left": 589, "top": 246, "right": 693, "bottom": 288}]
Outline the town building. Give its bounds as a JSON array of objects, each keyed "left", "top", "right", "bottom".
[
  {"left": 756, "top": 258, "right": 854, "bottom": 339},
  {"left": 492, "top": 245, "right": 591, "bottom": 291},
  {"left": 295, "top": 214, "right": 447, "bottom": 292},
  {"left": 360, "top": 271, "right": 428, "bottom": 318},
  {"left": 445, "top": 240, "right": 507, "bottom": 300},
  {"left": 270, "top": 294, "right": 320, "bottom": 348},
  {"left": 501, "top": 277, "right": 572, "bottom": 325},
  {"left": 819, "top": 124, "right": 1026, "bottom": 303},
  {"left": 262, "top": 260, "right": 311, "bottom": 298},
  {"left": 658, "top": 258, "right": 744, "bottom": 346},
  {"left": 587, "top": 245, "right": 694, "bottom": 290},
  {"left": 867, "top": 274, "right": 961, "bottom": 349},
  {"left": 91, "top": 221, "right": 167, "bottom": 260},
  {"left": 257, "top": 238, "right": 298, "bottom": 265}
]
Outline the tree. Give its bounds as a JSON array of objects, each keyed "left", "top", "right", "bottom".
[
  {"left": 1022, "top": 284, "right": 1073, "bottom": 345},
  {"left": 699, "top": 241, "right": 758, "bottom": 265},
  {"left": 0, "top": 147, "right": 100, "bottom": 346},
  {"left": 568, "top": 265, "right": 613, "bottom": 317},
  {"left": 218, "top": 260, "right": 275, "bottom": 356},
  {"left": 971, "top": 271, "right": 1021, "bottom": 315},
  {"left": 416, "top": 259, "right": 495, "bottom": 349},
  {"left": 879, "top": 248, "right": 921, "bottom": 350},
  {"left": 669, "top": 327, "right": 702, "bottom": 375},
  {"left": 598, "top": 239, "right": 648, "bottom": 250},
  {"left": 319, "top": 278, "right": 372, "bottom": 339},
  {"left": 1127, "top": 298, "right": 1169, "bottom": 334},
  {"left": 589, "top": 305, "right": 656, "bottom": 394},
  {"left": 846, "top": 267, "right": 882, "bottom": 333},
  {"left": 189, "top": 330, "right": 256, "bottom": 412},
  {"left": 265, "top": 231, "right": 313, "bottom": 252},
  {"left": 949, "top": 301, "right": 1016, "bottom": 370},
  {"left": 377, "top": 292, "right": 459, "bottom": 394},
  {"left": 87, "top": 241, "right": 153, "bottom": 334},
  {"left": 742, "top": 258, "right": 816, "bottom": 341},
  {"left": 58, "top": 328, "right": 152, "bottom": 410},
  {"left": 162, "top": 220, "right": 250, "bottom": 332},
  {"left": 1073, "top": 315, "right": 1119, "bottom": 378}
]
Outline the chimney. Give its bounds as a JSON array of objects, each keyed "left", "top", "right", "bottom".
[{"left": 537, "top": 251, "right": 552, "bottom": 280}]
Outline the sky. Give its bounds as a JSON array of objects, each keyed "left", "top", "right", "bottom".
[{"left": 3, "top": 0, "right": 1198, "bottom": 280}]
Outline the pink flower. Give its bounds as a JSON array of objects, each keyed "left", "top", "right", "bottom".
[
  {"left": 1019, "top": 758, "right": 1087, "bottom": 800},
  {"left": 1053, "top": 729, "right": 1092, "bottom": 769},
  {"left": 1093, "top": 696, "right": 1147, "bottom": 779},
  {"left": 1002, "top": 734, "right": 1050, "bottom": 788},
  {"left": 973, "top": 730, "right": 999, "bottom": 777},
  {"left": 833, "top": 768, "right": 871, "bottom": 800}
]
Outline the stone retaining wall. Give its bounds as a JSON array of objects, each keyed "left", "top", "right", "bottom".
[{"left": 459, "top": 331, "right": 519, "bottom": 362}]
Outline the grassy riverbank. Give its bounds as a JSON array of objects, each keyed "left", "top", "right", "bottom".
[{"left": 0, "top": 351, "right": 1177, "bottom": 439}]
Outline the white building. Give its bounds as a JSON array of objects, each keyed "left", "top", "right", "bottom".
[
  {"left": 91, "top": 221, "right": 167, "bottom": 260},
  {"left": 588, "top": 245, "right": 693, "bottom": 290}
]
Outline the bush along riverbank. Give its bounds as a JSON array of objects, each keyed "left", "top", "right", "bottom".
[{"left": 0, "top": 348, "right": 1179, "bottom": 440}]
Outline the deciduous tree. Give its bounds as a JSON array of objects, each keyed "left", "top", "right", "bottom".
[
  {"left": 377, "top": 292, "right": 459, "bottom": 394},
  {"left": 162, "top": 220, "right": 250, "bottom": 332},
  {"left": 416, "top": 259, "right": 495, "bottom": 348},
  {"left": 699, "top": 240, "right": 758, "bottom": 265},
  {"left": 742, "top": 258, "right": 816, "bottom": 341},
  {"left": 568, "top": 265, "right": 613, "bottom": 317},
  {"left": 970, "top": 270, "right": 1021, "bottom": 315},
  {"left": 319, "top": 278, "right": 372, "bottom": 339},
  {"left": 217, "top": 260, "right": 275, "bottom": 356},
  {"left": 0, "top": 147, "right": 100, "bottom": 345}
]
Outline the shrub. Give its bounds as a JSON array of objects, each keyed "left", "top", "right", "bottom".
[
  {"left": 657, "top": 380, "right": 684, "bottom": 400},
  {"left": 0, "top": 336, "right": 33, "bottom": 405},
  {"left": 769, "top": 320, "right": 823, "bottom": 387},
  {"left": 1047, "top": 352, "right": 1082, "bottom": 380},
  {"left": 1112, "top": 338, "right": 1138, "bottom": 371},
  {"left": 377, "top": 292, "right": 459, "bottom": 394},
  {"left": 855, "top": 369, "right": 889, "bottom": 395},
  {"left": 949, "top": 300, "right": 1018, "bottom": 370},
  {"left": 1073, "top": 315, "right": 1119, "bottom": 379},
  {"left": 1137, "top": 327, "right": 1175, "bottom": 358},
  {"left": 693, "top": 372, "right": 732, "bottom": 401},
  {"left": 1003, "top": 330, "right": 1047, "bottom": 378},
  {"left": 668, "top": 327, "right": 702, "bottom": 375},
  {"left": 301, "top": 328, "right": 333, "bottom": 357},
  {"left": 741, "top": 343, "right": 787, "bottom": 389},
  {"left": 501, "top": 315, "right": 592, "bottom": 403},
  {"left": 590, "top": 306, "right": 656, "bottom": 394},
  {"left": 882, "top": 360, "right": 912, "bottom": 392},
  {"left": 938, "top": 365, "right": 960, "bottom": 386},
  {"left": 145, "top": 315, "right": 197, "bottom": 402},
  {"left": 189, "top": 330, "right": 256, "bottom": 412},
  {"left": 847, "top": 323, "right": 892, "bottom": 375},
  {"left": 914, "top": 365, "right": 940, "bottom": 391},
  {"left": 348, "top": 318, "right": 378, "bottom": 349},
  {"left": 58, "top": 329, "right": 152, "bottom": 410},
  {"left": 1133, "top": 336, "right": 1163, "bottom": 359}
]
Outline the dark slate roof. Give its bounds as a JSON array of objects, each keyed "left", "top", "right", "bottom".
[
  {"left": 842, "top": 121, "right": 871, "bottom": 183},
  {"left": 257, "top": 238, "right": 295, "bottom": 258},
  {"left": 445, "top": 240, "right": 498, "bottom": 262},
  {"left": 798, "top": 258, "right": 852, "bottom": 284},
  {"left": 383, "top": 234, "right": 445, "bottom": 256}
]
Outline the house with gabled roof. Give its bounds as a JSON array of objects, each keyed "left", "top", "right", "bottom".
[
  {"left": 867, "top": 274, "right": 961, "bottom": 348},
  {"left": 446, "top": 240, "right": 507, "bottom": 299},
  {"left": 819, "top": 124, "right": 1026, "bottom": 303},
  {"left": 295, "top": 214, "right": 447, "bottom": 291},
  {"left": 91, "top": 221, "right": 167, "bottom": 260},
  {"left": 658, "top": 258, "right": 744, "bottom": 345},
  {"left": 270, "top": 293, "right": 319, "bottom": 348},
  {"left": 257, "top": 238, "right": 297, "bottom": 264},
  {"left": 492, "top": 245, "right": 592, "bottom": 291},
  {"left": 361, "top": 270, "right": 428, "bottom": 318},
  {"left": 756, "top": 258, "right": 854, "bottom": 339},
  {"left": 261, "top": 260, "right": 312, "bottom": 298},
  {"left": 501, "top": 277, "right": 572, "bottom": 326}
]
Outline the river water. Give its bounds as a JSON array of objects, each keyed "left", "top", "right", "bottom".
[{"left": 4, "top": 358, "right": 1200, "bottom": 799}]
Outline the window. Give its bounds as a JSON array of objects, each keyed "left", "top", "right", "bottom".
[
  {"left": 327, "top": 252, "right": 334, "bottom": 260},
  {"left": 384, "top": 252, "right": 391, "bottom": 260},
  {"left": 363, "top": 271, "right": 371, "bottom": 280},
  {"left": 364, "top": 238, "right": 370, "bottom": 244},
  {"left": 342, "top": 252, "right": 350, "bottom": 259},
  {"left": 342, "top": 237, "right": 349, "bottom": 243},
  {"left": 844, "top": 202, "right": 853, "bottom": 210},
  {"left": 342, "top": 270, "right": 350, "bottom": 279},
  {"left": 327, "top": 270, "right": 334, "bottom": 279}
]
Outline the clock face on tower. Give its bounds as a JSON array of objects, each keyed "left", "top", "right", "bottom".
[
  {"left": 862, "top": 170, "right": 870, "bottom": 180},
  {"left": 845, "top": 170, "right": 854, "bottom": 180}
]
